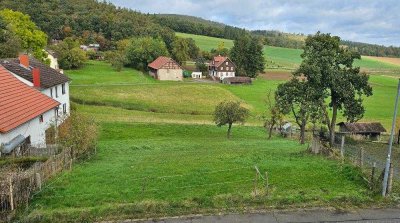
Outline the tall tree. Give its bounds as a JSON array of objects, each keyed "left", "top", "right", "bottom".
[
  {"left": 230, "top": 35, "right": 265, "bottom": 78},
  {"left": 295, "top": 32, "right": 373, "bottom": 146},
  {"left": 0, "top": 9, "right": 47, "bottom": 60},
  {"left": 125, "top": 37, "right": 169, "bottom": 70},
  {"left": 53, "top": 37, "right": 87, "bottom": 69},
  {"left": 171, "top": 37, "right": 190, "bottom": 65},
  {"left": 214, "top": 101, "right": 249, "bottom": 139},
  {"left": 0, "top": 17, "right": 21, "bottom": 58},
  {"left": 263, "top": 90, "right": 284, "bottom": 139},
  {"left": 275, "top": 78, "right": 322, "bottom": 144}
]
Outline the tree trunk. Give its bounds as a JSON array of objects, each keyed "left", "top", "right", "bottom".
[
  {"left": 227, "top": 123, "right": 232, "bottom": 139},
  {"left": 329, "top": 102, "right": 338, "bottom": 147},
  {"left": 268, "top": 122, "right": 274, "bottom": 139},
  {"left": 300, "top": 122, "right": 306, "bottom": 145}
]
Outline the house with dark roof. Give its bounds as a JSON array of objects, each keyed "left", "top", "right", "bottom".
[
  {"left": 208, "top": 56, "right": 236, "bottom": 81},
  {"left": 0, "top": 55, "right": 71, "bottom": 122},
  {"left": 337, "top": 122, "right": 387, "bottom": 140},
  {"left": 0, "top": 65, "right": 60, "bottom": 153},
  {"left": 148, "top": 56, "right": 183, "bottom": 81}
]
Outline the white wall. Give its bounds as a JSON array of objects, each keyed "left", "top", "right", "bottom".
[
  {"left": 157, "top": 69, "right": 183, "bottom": 81},
  {"left": 0, "top": 109, "right": 56, "bottom": 148},
  {"left": 41, "top": 82, "right": 70, "bottom": 121},
  {"left": 47, "top": 54, "right": 59, "bottom": 70}
]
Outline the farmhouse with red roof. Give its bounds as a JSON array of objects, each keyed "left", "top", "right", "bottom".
[
  {"left": 208, "top": 56, "right": 236, "bottom": 80},
  {"left": 148, "top": 56, "right": 183, "bottom": 81},
  {"left": 0, "top": 55, "right": 71, "bottom": 121},
  {"left": 0, "top": 65, "right": 60, "bottom": 154}
]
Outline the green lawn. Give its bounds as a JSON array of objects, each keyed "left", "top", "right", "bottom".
[
  {"left": 24, "top": 123, "right": 371, "bottom": 222},
  {"left": 19, "top": 60, "right": 400, "bottom": 222},
  {"left": 67, "top": 60, "right": 156, "bottom": 85}
]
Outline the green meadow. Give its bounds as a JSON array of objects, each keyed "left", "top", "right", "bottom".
[
  {"left": 177, "top": 32, "right": 400, "bottom": 73},
  {"left": 21, "top": 35, "right": 400, "bottom": 221}
]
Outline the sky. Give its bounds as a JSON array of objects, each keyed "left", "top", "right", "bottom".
[{"left": 108, "top": 0, "right": 399, "bottom": 47}]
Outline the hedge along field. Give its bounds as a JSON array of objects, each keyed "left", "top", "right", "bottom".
[{"left": 24, "top": 123, "right": 371, "bottom": 222}]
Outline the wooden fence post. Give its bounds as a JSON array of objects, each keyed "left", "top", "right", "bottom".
[
  {"left": 265, "top": 172, "right": 269, "bottom": 196},
  {"left": 35, "top": 173, "right": 42, "bottom": 190},
  {"left": 359, "top": 147, "right": 364, "bottom": 168},
  {"left": 340, "top": 135, "right": 345, "bottom": 158},
  {"left": 254, "top": 170, "right": 258, "bottom": 196},
  {"left": 9, "top": 175, "right": 14, "bottom": 211}
]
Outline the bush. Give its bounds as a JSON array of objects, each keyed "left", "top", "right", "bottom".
[{"left": 58, "top": 112, "right": 98, "bottom": 158}]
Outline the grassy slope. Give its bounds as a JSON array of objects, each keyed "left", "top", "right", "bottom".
[
  {"left": 23, "top": 60, "right": 398, "bottom": 221},
  {"left": 26, "top": 123, "right": 370, "bottom": 222},
  {"left": 177, "top": 32, "right": 400, "bottom": 73}
]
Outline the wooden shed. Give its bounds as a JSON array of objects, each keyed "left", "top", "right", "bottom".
[
  {"left": 337, "top": 122, "right": 386, "bottom": 140},
  {"left": 222, "top": 77, "right": 252, "bottom": 85}
]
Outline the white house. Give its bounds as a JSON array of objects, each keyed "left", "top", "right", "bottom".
[
  {"left": 191, "top": 72, "right": 203, "bottom": 79},
  {"left": 0, "top": 65, "right": 60, "bottom": 153},
  {"left": 1, "top": 55, "right": 71, "bottom": 122},
  {"left": 46, "top": 50, "right": 60, "bottom": 70},
  {"left": 208, "top": 56, "right": 236, "bottom": 80}
]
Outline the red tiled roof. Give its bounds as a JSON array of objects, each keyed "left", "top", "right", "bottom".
[
  {"left": 148, "top": 56, "right": 181, "bottom": 70},
  {"left": 0, "top": 66, "right": 60, "bottom": 133},
  {"left": 213, "top": 56, "right": 227, "bottom": 67}
]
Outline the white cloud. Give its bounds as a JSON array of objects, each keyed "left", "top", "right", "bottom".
[{"left": 109, "top": 0, "right": 400, "bottom": 46}]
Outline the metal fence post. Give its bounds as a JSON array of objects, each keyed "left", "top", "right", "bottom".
[{"left": 340, "top": 135, "right": 345, "bottom": 158}]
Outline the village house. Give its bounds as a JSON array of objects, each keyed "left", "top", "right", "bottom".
[
  {"left": 208, "top": 55, "right": 236, "bottom": 80},
  {"left": 148, "top": 56, "right": 183, "bottom": 81},
  {"left": 0, "top": 65, "right": 60, "bottom": 154},
  {"left": 337, "top": 122, "right": 386, "bottom": 141},
  {"left": 46, "top": 50, "right": 60, "bottom": 71},
  {"left": 0, "top": 55, "right": 71, "bottom": 121}
]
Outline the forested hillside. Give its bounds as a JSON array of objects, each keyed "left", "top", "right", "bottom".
[
  {"left": 0, "top": 0, "right": 175, "bottom": 50},
  {"left": 1, "top": 0, "right": 399, "bottom": 58}
]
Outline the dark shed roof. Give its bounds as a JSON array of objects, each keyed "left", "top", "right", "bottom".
[
  {"left": 0, "top": 57, "right": 69, "bottom": 89},
  {"left": 222, "top": 76, "right": 252, "bottom": 84},
  {"left": 337, "top": 122, "right": 386, "bottom": 133}
]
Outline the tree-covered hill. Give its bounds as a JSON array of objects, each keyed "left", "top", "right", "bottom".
[
  {"left": 0, "top": 0, "right": 174, "bottom": 45},
  {"left": 1, "top": 0, "right": 399, "bottom": 58}
]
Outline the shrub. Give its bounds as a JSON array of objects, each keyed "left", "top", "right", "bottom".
[{"left": 58, "top": 111, "right": 98, "bottom": 158}]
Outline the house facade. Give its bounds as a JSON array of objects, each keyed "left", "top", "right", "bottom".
[
  {"left": 0, "top": 65, "right": 60, "bottom": 153},
  {"left": 1, "top": 55, "right": 71, "bottom": 122},
  {"left": 148, "top": 56, "right": 183, "bottom": 81},
  {"left": 208, "top": 56, "right": 236, "bottom": 80}
]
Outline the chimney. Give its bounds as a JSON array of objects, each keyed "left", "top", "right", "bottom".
[
  {"left": 32, "top": 68, "right": 41, "bottom": 88},
  {"left": 19, "top": 54, "right": 29, "bottom": 67}
]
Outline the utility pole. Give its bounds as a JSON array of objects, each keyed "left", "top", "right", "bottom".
[{"left": 382, "top": 79, "right": 400, "bottom": 197}]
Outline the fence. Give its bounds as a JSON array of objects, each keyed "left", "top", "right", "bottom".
[{"left": 0, "top": 147, "right": 72, "bottom": 216}]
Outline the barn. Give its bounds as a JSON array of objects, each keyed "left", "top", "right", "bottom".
[
  {"left": 148, "top": 56, "right": 183, "bottom": 81},
  {"left": 337, "top": 122, "right": 386, "bottom": 140}
]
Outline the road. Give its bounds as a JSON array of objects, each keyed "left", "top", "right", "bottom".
[{"left": 108, "top": 208, "right": 400, "bottom": 223}]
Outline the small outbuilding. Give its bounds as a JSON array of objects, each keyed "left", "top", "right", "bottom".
[
  {"left": 337, "top": 122, "right": 386, "bottom": 140},
  {"left": 148, "top": 56, "right": 183, "bottom": 81},
  {"left": 222, "top": 76, "right": 252, "bottom": 85},
  {"left": 191, "top": 72, "right": 203, "bottom": 79}
]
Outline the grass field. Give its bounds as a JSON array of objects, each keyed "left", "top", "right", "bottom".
[
  {"left": 21, "top": 54, "right": 400, "bottom": 221},
  {"left": 24, "top": 123, "right": 371, "bottom": 222},
  {"left": 177, "top": 33, "right": 400, "bottom": 74},
  {"left": 176, "top": 32, "right": 234, "bottom": 51}
]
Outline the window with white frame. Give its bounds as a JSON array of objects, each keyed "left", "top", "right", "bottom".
[
  {"left": 50, "top": 88, "right": 53, "bottom": 98},
  {"left": 231, "top": 67, "right": 234, "bottom": 71},
  {"left": 63, "top": 104, "right": 67, "bottom": 114},
  {"left": 55, "top": 86, "right": 58, "bottom": 98},
  {"left": 62, "top": 83, "right": 66, "bottom": 95},
  {"left": 39, "top": 115, "right": 44, "bottom": 123}
]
